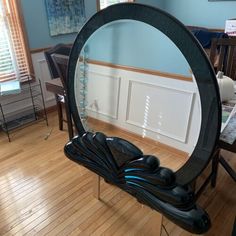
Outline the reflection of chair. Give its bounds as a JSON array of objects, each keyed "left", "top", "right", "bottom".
[
  {"left": 44, "top": 44, "right": 73, "bottom": 137},
  {"left": 209, "top": 38, "right": 236, "bottom": 80}
]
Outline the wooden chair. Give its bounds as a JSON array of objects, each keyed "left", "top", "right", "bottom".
[
  {"left": 208, "top": 38, "right": 236, "bottom": 186},
  {"left": 44, "top": 44, "right": 72, "bottom": 137},
  {"left": 209, "top": 38, "right": 236, "bottom": 80},
  {"left": 210, "top": 38, "right": 236, "bottom": 187},
  {"left": 51, "top": 53, "right": 74, "bottom": 139}
]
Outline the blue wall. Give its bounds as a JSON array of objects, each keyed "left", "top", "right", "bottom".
[
  {"left": 20, "top": 0, "right": 97, "bottom": 49},
  {"left": 21, "top": 0, "right": 236, "bottom": 75},
  {"left": 164, "top": 0, "right": 236, "bottom": 29},
  {"left": 135, "top": 0, "right": 165, "bottom": 9},
  {"left": 86, "top": 21, "right": 190, "bottom": 76},
  {"left": 20, "top": 0, "right": 165, "bottom": 50},
  {"left": 85, "top": 0, "right": 236, "bottom": 76}
]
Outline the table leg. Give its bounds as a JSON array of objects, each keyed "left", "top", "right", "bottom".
[{"left": 64, "top": 94, "right": 74, "bottom": 140}]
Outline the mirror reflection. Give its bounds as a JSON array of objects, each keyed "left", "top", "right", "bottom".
[{"left": 74, "top": 20, "right": 201, "bottom": 171}]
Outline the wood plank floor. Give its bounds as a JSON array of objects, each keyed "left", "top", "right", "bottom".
[{"left": 0, "top": 111, "right": 235, "bottom": 236}]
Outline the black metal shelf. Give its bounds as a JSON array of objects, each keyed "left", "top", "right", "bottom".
[{"left": 0, "top": 77, "right": 48, "bottom": 141}]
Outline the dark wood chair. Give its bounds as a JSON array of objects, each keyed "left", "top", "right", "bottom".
[
  {"left": 208, "top": 38, "right": 236, "bottom": 186},
  {"left": 51, "top": 53, "right": 74, "bottom": 139},
  {"left": 211, "top": 140, "right": 236, "bottom": 187},
  {"left": 209, "top": 38, "right": 236, "bottom": 80},
  {"left": 44, "top": 44, "right": 73, "bottom": 138}
]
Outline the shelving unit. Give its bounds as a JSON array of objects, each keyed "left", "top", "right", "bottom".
[{"left": 0, "top": 77, "right": 48, "bottom": 141}]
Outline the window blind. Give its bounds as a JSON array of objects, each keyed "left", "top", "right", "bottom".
[
  {"left": 99, "top": 0, "right": 133, "bottom": 10},
  {"left": 0, "top": 0, "right": 32, "bottom": 82}
]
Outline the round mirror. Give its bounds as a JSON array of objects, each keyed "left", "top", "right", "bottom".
[
  {"left": 66, "top": 3, "right": 221, "bottom": 234},
  {"left": 74, "top": 19, "right": 201, "bottom": 172},
  {"left": 68, "top": 3, "right": 221, "bottom": 186}
]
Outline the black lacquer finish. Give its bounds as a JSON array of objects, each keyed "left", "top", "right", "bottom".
[
  {"left": 65, "top": 3, "right": 221, "bottom": 234},
  {"left": 65, "top": 132, "right": 210, "bottom": 234}
]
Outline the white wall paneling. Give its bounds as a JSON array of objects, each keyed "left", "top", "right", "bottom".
[
  {"left": 31, "top": 52, "right": 56, "bottom": 108},
  {"left": 0, "top": 52, "right": 55, "bottom": 118},
  {"left": 82, "top": 63, "right": 201, "bottom": 154},
  {"left": 126, "top": 80, "right": 194, "bottom": 142},
  {"left": 23, "top": 54, "right": 201, "bottom": 154},
  {"left": 86, "top": 71, "right": 121, "bottom": 120}
]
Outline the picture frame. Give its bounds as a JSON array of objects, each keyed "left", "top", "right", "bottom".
[{"left": 45, "top": 0, "right": 86, "bottom": 36}]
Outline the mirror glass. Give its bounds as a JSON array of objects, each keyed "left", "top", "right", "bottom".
[{"left": 74, "top": 20, "right": 201, "bottom": 172}]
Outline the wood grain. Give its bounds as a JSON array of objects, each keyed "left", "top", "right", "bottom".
[{"left": 0, "top": 111, "right": 235, "bottom": 235}]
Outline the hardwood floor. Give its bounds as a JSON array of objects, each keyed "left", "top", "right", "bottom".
[{"left": 0, "top": 111, "right": 235, "bottom": 236}]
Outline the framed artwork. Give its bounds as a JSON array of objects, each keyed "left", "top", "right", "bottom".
[{"left": 45, "top": 0, "right": 86, "bottom": 36}]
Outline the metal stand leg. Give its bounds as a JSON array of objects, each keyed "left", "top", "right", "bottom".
[
  {"left": 0, "top": 104, "right": 11, "bottom": 142},
  {"left": 142, "top": 205, "right": 163, "bottom": 236},
  {"left": 93, "top": 174, "right": 101, "bottom": 200}
]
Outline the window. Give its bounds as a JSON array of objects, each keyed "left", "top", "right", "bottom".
[
  {"left": 97, "top": 0, "right": 134, "bottom": 11},
  {"left": 0, "top": 0, "right": 32, "bottom": 82}
]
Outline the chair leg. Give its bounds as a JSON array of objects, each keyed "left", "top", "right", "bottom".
[
  {"left": 93, "top": 174, "right": 101, "bottom": 200},
  {"left": 219, "top": 156, "right": 236, "bottom": 182},
  {"left": 57, "top": 100, "right": 63, "bottom": 131},
  {"left": 211, "top": 149, "right": 220, "bottom": 188},
  {"left": 64, "top": 95, "right": 74, "bottom": 140}
]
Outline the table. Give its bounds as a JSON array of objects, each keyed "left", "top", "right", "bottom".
[{"left": 45, "top": 78, "right": 74, "bottom": 139}]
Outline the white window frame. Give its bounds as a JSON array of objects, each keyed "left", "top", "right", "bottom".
[{"left": 97, "top": 0, "right": 135, "bottom": 11}]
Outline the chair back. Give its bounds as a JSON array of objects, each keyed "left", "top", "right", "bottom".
[
  {"left": 52, "top": 54, "right": 69, "bottom": 88},
  {"left": 44, "top": 44, "right": 71, "bottom": 79},
  {"left": 209, "top": 38, "right": 236, "bottom": 80}
]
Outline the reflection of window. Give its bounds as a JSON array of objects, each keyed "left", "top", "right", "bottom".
[
  {"left": 0, "top": 0, "right": 32, "bottom": 82},
  {"left": 97, "top": 0, "right": 134, "bottom": 10}
]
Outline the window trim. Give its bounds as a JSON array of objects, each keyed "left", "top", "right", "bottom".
[{"left": 96, "top": 0, "right": 135, "bottom": 11}]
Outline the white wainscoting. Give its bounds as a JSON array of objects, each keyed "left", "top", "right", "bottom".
[
  {"left": 31, "top": 52, "right": 56, "bottom": 108},
  {"left": 86, "top": 71, "right": 121, "bottom": 120},
  {"left": 0, "top": 52, "right": 55, "bottom": 117},
  {"left": 82, "top": 63, "right": 201, "bottom": 154},
  {"left": 126, "top": 80, "right": 194, "bottom": 143},
  {"left": 30, "top": 52, "right": 201, "bottom": 153}
]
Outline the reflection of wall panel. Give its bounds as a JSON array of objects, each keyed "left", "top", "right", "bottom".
[
  {"left": 86, "top": 71, "right": 120, "bottom": 119},
  {"left": 126, "top": 81, "right": 193, "bottom": 142},
  {"left": 85, "top": 63, "right": 201, "bottom": 154},
  {"left": 29, "top": 53, "right": 200, "bottom": 153}
]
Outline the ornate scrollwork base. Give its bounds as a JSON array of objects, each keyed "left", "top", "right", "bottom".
[{"left": 64, "top": 132, "right": 210, "bottom": 234}]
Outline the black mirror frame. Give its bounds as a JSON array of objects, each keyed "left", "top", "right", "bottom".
[
  {"left": 65, "top": 3, "right": 221, "bottom": 234},
  {"left": 67, "top": 2, "right": 221, "bottom": 185}
]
